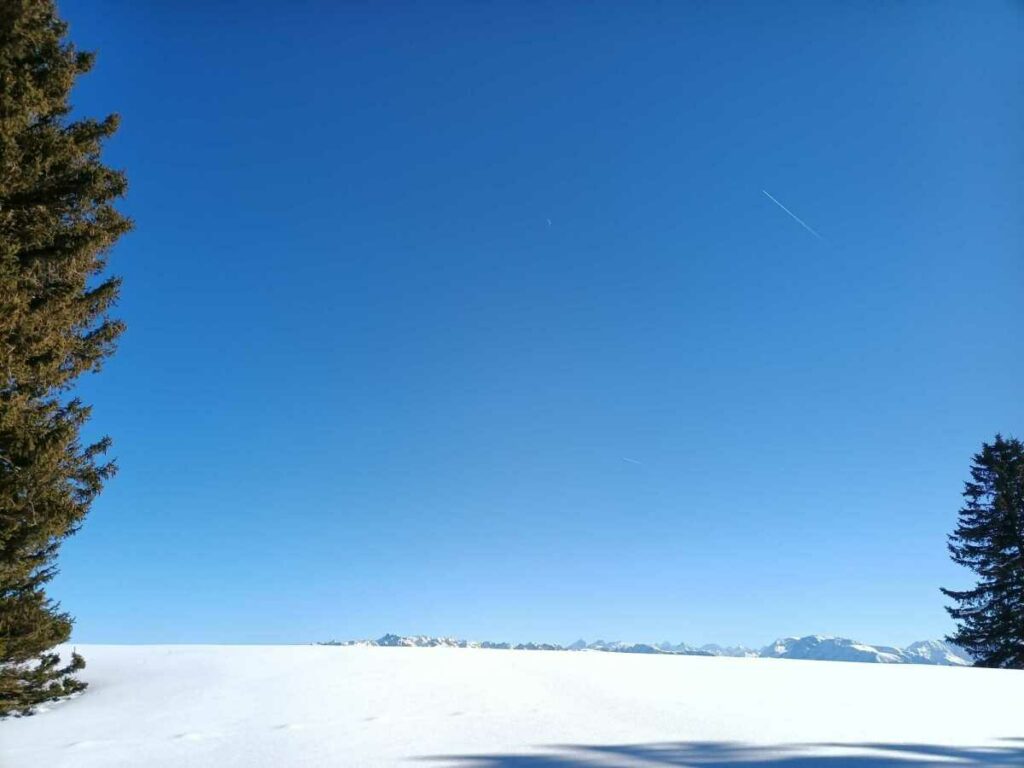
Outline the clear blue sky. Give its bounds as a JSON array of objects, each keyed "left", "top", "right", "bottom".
[{"left": 57, "top": 1, "right": 1022, "bottom": 647}]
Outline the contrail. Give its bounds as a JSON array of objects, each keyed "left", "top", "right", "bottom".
[
  {"left": 622, "top": 457, "right": 643, "bottom": 465},
  {"left": 761, "top": 190, "right": 823, "bottom": 241}
]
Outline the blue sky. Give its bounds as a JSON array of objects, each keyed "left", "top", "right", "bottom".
[{"left": 57, "top": 1, "right": 1022, "bottom": 647}]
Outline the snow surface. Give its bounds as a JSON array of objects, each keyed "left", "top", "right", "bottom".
[{"left": 4, "top": 644, "right": 1022, "bottom": 768}]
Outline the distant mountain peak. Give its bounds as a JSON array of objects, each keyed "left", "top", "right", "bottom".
[
  {"left": 759, "top": 636, "right": 969, "bottom": 666},
  {"left": 318, "top": 634, "right": 971, "bottom": 666}
]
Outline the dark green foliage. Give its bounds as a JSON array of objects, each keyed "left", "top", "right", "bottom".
[
  {"left": 0, "top": 0, "right": 129, "bottom": 715},
  {"left": 941, "top": 435, "right": 1024, "bottom": 669}
]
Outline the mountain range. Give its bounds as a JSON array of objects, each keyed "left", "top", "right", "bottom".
[{"left": 320, "top": 633, "right": 971, "bottom": 666}]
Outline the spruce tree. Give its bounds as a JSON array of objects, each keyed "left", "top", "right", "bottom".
[
  {"left": 0, "top": 1, "right": 129, "bottom": 715},
  {"left": 941, "top": 435, "right": 1024, "bottom": 669}
]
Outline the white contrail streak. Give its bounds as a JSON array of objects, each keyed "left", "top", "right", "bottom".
[{"left": 761, "top": 190, "right": 823, "bottom": 241}]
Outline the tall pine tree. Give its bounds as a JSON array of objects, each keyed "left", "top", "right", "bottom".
[
  {"left": 941, "top": 435, "right": 1024, "bottom": 669},
  {"left": 0, "top": 1, "right": 129, "bottom": 715}
]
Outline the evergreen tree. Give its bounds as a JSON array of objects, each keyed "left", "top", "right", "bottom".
[
  {"left": 0, "top": 1, "right": 129, "bottom": 715},
  {"left": 941, "top": 435, "right": 1024, "bottom": 669}
]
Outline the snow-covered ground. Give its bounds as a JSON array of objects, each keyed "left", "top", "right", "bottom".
[{"left": 4, "top": 645, "right": 1022, "bottom": 767}]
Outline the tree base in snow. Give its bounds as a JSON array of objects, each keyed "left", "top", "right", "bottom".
[{"left": 0, "top": 651, "right": 87, "bottom": 718}]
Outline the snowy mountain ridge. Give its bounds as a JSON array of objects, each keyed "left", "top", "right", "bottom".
[{"left": 320, "top": 633, "right": 971, "bottom": 665}]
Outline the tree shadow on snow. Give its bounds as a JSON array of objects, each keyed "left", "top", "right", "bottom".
[{"left": 416, "top": 738, "right": 1024, "bottom": 767}]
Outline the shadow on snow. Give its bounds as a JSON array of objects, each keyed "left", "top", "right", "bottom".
[{"left": 416, "top": 738, "right": 1024, "bottom": 767}]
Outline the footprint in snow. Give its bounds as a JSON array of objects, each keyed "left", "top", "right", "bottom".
[
  {"left": 274, "top": 723, "right": 309, "bottom": 731},
  {"left": 67, "top": 740, "right": 115, "bottom": 749}
]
